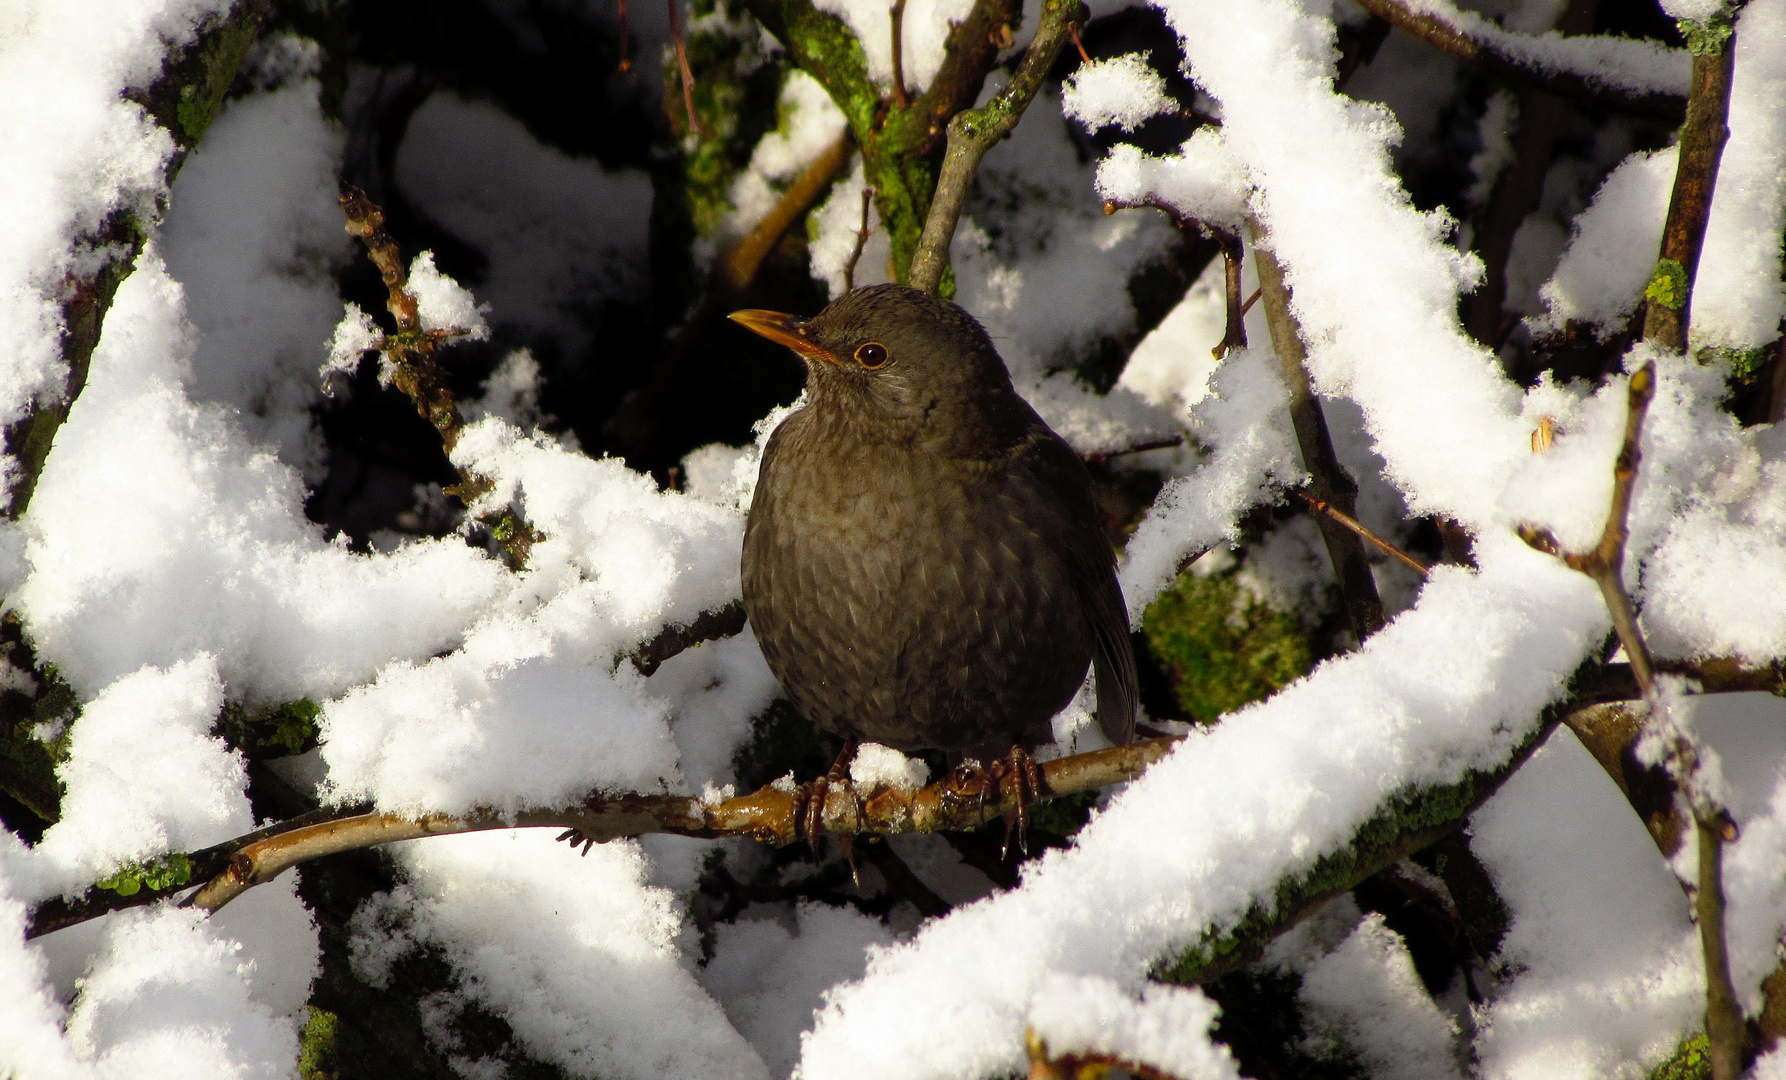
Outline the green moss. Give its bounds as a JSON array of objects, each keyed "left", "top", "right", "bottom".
[
  {"left": 1649, "top": 1033, "right": 1710, "bottom": 1080},
  {"left": 1153, "top": 720, "right": 1546, "bottom": 986},
  {"left": 216, "top": 698, "right": 322, "bottom": 758},
  {"left": 297, "top": 1007, "right": 341, "bottom": 1080},
  {"left": 1142, "top": 567, "right": 1312, "bottom": 726},
  {"left": 96, "top": 853, "right": 194, "bottom": 897},
  {"left": 1679, "top": 15, "right": 1734, "bottom": 55},
  {"left": 1645, "top": 258, "right": 1689, "bottom": 311}
]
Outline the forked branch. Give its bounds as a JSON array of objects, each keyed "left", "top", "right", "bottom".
[{"left": 908, "top": 0, "right": 1084, "bottom": 293}]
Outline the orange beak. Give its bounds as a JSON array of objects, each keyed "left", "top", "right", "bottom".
[{"left": 728, "top": 309, "right": 839, "bottom": 364}]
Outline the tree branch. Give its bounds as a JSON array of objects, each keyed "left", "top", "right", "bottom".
[
  {"left": 908, "top": 0, "right": 1083, "bottom": 294},
  {"left": 1519, "top": 362, "right": 1744, "bottom": 1076},
  {"left": 27, "top": 737, "right": 1180, "bottom": 936},
  {"left": 1346, "top": 0, "right": 1687, "bottom": 121},
  {"left": 1640, "top": 14, "right": 1742, "bottom": 352},
  {"left": 1250, "top": 239, "right": 1387, "bottom": 641},
  {"left": 338, "top": 186, "right": 547, "bottom": 569},
  {"left": 1293, "top": 490, "right": 1431, "bottom": 578},
  {"left": 717, "top": 133, "right": 855, "bottom": 290}
]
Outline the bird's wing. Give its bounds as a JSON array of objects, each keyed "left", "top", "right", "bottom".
[{"left": 1016, "top": 430, "right": 1138, "bottom": 746}]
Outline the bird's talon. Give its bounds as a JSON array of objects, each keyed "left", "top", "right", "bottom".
[{"left": 555, "top": 828, "right": 597, "bottom": 856}]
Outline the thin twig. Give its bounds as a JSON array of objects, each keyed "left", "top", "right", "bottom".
[
  {"left": 889, "top": 0, "right": 911, "bottom": 109},
  {"left": 1641, "top": 15, "right": 1742, "bottom": 351},
  {"left": 719, "top": 133, "right": 854, "bottom": 289},
  {"left": 1518, "top": 363, "right": 1744, "bottom": 1077},
  {"left": 1699, "top": 819, "right": 1745, "bottom": 1080},
  {"left": 1212, "top": 228, "right": 1248, "bottom": 360},
  {"left": 668, "top": 0, "right": 703, "bottom": 137},
  {"left": 842, "top": 185, "right": 876, "bottom": 292},
  {"left": 908, "top": 0, "right": 1083, "bottom": 293},
  {"left": 1067, "top": 21, "right": 1091, "bottom": 64},
  {"left": 339, "top": 186, "right": 542, "bottom": 567},
  {"left": 618, "top": 0, "right": 632, "bottom": 72},
  {"left": 1347, "top": 0, "right": 1686, "bottom": 121},
  {"left": 1250, "top": 234, "right": 1387, "bottom": 640},
  {"left": 26, "top": 738, "right": 1182, "bottom": 935},
  {"left": 627, "top": 600, "right": 748, "bottom": 676},
  {"left": 1293, "top": 490, "right": 1430, "bottom": 577},
  {"left": 1519, "top": 363, "right": 1656, "bottom": 689},
  {"left": 1081, "top": 434, "right": 1186, "bottom": 465}
]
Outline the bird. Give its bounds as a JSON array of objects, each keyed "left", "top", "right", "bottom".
[{"left": 729, "top": 283, "right": 1137, "bottom": 849}]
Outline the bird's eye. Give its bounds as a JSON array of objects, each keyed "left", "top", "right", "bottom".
[{"left": 854, "top": 342, "right": 890, "bottom": 369}]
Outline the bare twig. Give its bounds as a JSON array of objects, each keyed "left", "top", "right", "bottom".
[
  {"left": 1067, "top": 21, "right": 1091, "bottom": 64},
  {"left": 1518, "top": 363, "right": 1743, "bottom": 1076},
  {"left": 338, "top": 186, "right": 543, "bottom": 567},
  {"left": 27, "top": 738, "right": 1181, "bottom": 934},
  {"left": 1641, "top": 16, "right": 1742, "bottom": 351},
  {"left": 842, "top": 185, "right": 876, "bottom": 293},
  {"left": 890, "top": 0, "right": 911, "bottom": 109},
  {"left": 1081, "top": 434, "right": 1186, "bottom": 466},
  {"left": 628, "top": 600, "right": 749, "bottom": 676},
  {"left": 1212, "top": 229, "right": 1248, "bottom": 360},
  {"left": 1519, "top": 362, "right": 1656, "bottom": 689},
  {"left": 1250, "top": 236, "right": 1387, "bottom": 640},
  {"left": 1346, "top": 0, "right": 1687, "bottom": 121},
  {"left": 1293, "top": 490, "right": 1431, "bottom": 578},
  {"left": 1700, "top": 818, "right": 1745, "bottom": 1080},
  {"left": 668, "top": 0, "right": 703, "bottom": 137},
  {"left": 618, "top": 0, "right": 632, "bottom": 72},
  {"left": 719, "top": 133, "right": 854, "bottom": 289},
  {"left": 908, "top": 0, "right": 1084, "bottom": 293}
]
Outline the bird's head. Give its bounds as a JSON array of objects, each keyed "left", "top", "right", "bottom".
[{"left": 729, "top": 284, "right": 1023, "bottom": 441}]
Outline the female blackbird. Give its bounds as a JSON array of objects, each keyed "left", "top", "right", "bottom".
[{"left": 730, "top": 284, "right": 1137, "bottom": 773}]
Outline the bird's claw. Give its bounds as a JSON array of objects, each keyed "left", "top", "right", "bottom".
[
  {"left": 991, "top": 746, "right": 1044, "bottom": 858},
  {"left": 555, "top": 828, "right": 598, "bottom": 856}
]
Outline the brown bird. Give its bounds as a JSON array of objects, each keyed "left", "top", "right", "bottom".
[{"left": 730, "top": 284, "right": 1136, "bottom": 841}]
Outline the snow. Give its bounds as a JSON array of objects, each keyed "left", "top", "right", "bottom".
[
  {"left": 1296, "top": 914, "right": 1464, "bottom": 1080},
  {"left": 812, "top": 0, "right": 977, "bottom": 90},
  {"left": 1094, "top": 130, "right": 1251, "bottom": 229},
  {"left": 377, "top": 832, "right": 770, "bottom": 1080},
  {"left": 0, "top": 0, "right": 232, "bottom": 483},
  {"left": 1061, "top": 53, "right": 1178, "bottom": 134},
  {"left": 157, "top": 82, "right": 347, "bottom": 474},
  {"left": 704, "top": 903, "right": 895, "bottom": 1078},
  {"left": 1691, "top": 0, "right": 1786, "bottom": 351},
  {"left": 8, "top": 255, "right": 513, "bottom": 704},
  {"left": 5, "top": 0, "right": 1786, "bottom": 1076},
  {"left": 1025, "top": 976, "right": 1244, "bottom": 1080},
  {"left": 1533, "top": 149, "right": 1675, "bottom": 337},
  {"left": 28, "top": 657, "right": 242, "bottom": 900},
  {"left": 849, "top": 743, "right": 931, "bottom": 789}
]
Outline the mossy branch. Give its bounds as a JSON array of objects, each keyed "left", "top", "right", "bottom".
[
  {"left": 3, "top": 0, "right": 271, "bottom": 522},
  {"left": 1641, "top": 8, "right": 1742, "bottom": 351},
  {"left": 908, "top": 0, "right": 1082, "bottom": 293}
]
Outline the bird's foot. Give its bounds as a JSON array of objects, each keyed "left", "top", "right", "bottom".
[
  {"left": 795, "top": 739, "right": 864, "bottom": 881},
  {"left": 988, "top": 746, "right": 1045, "bottom": 859},
  {"left": 554, "top": 829, "right": 598, "bottom": 856}
]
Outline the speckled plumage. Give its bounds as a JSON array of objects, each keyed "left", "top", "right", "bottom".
[{"left": 736, "top": 284, "right": 1136, "bottom": 758}]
